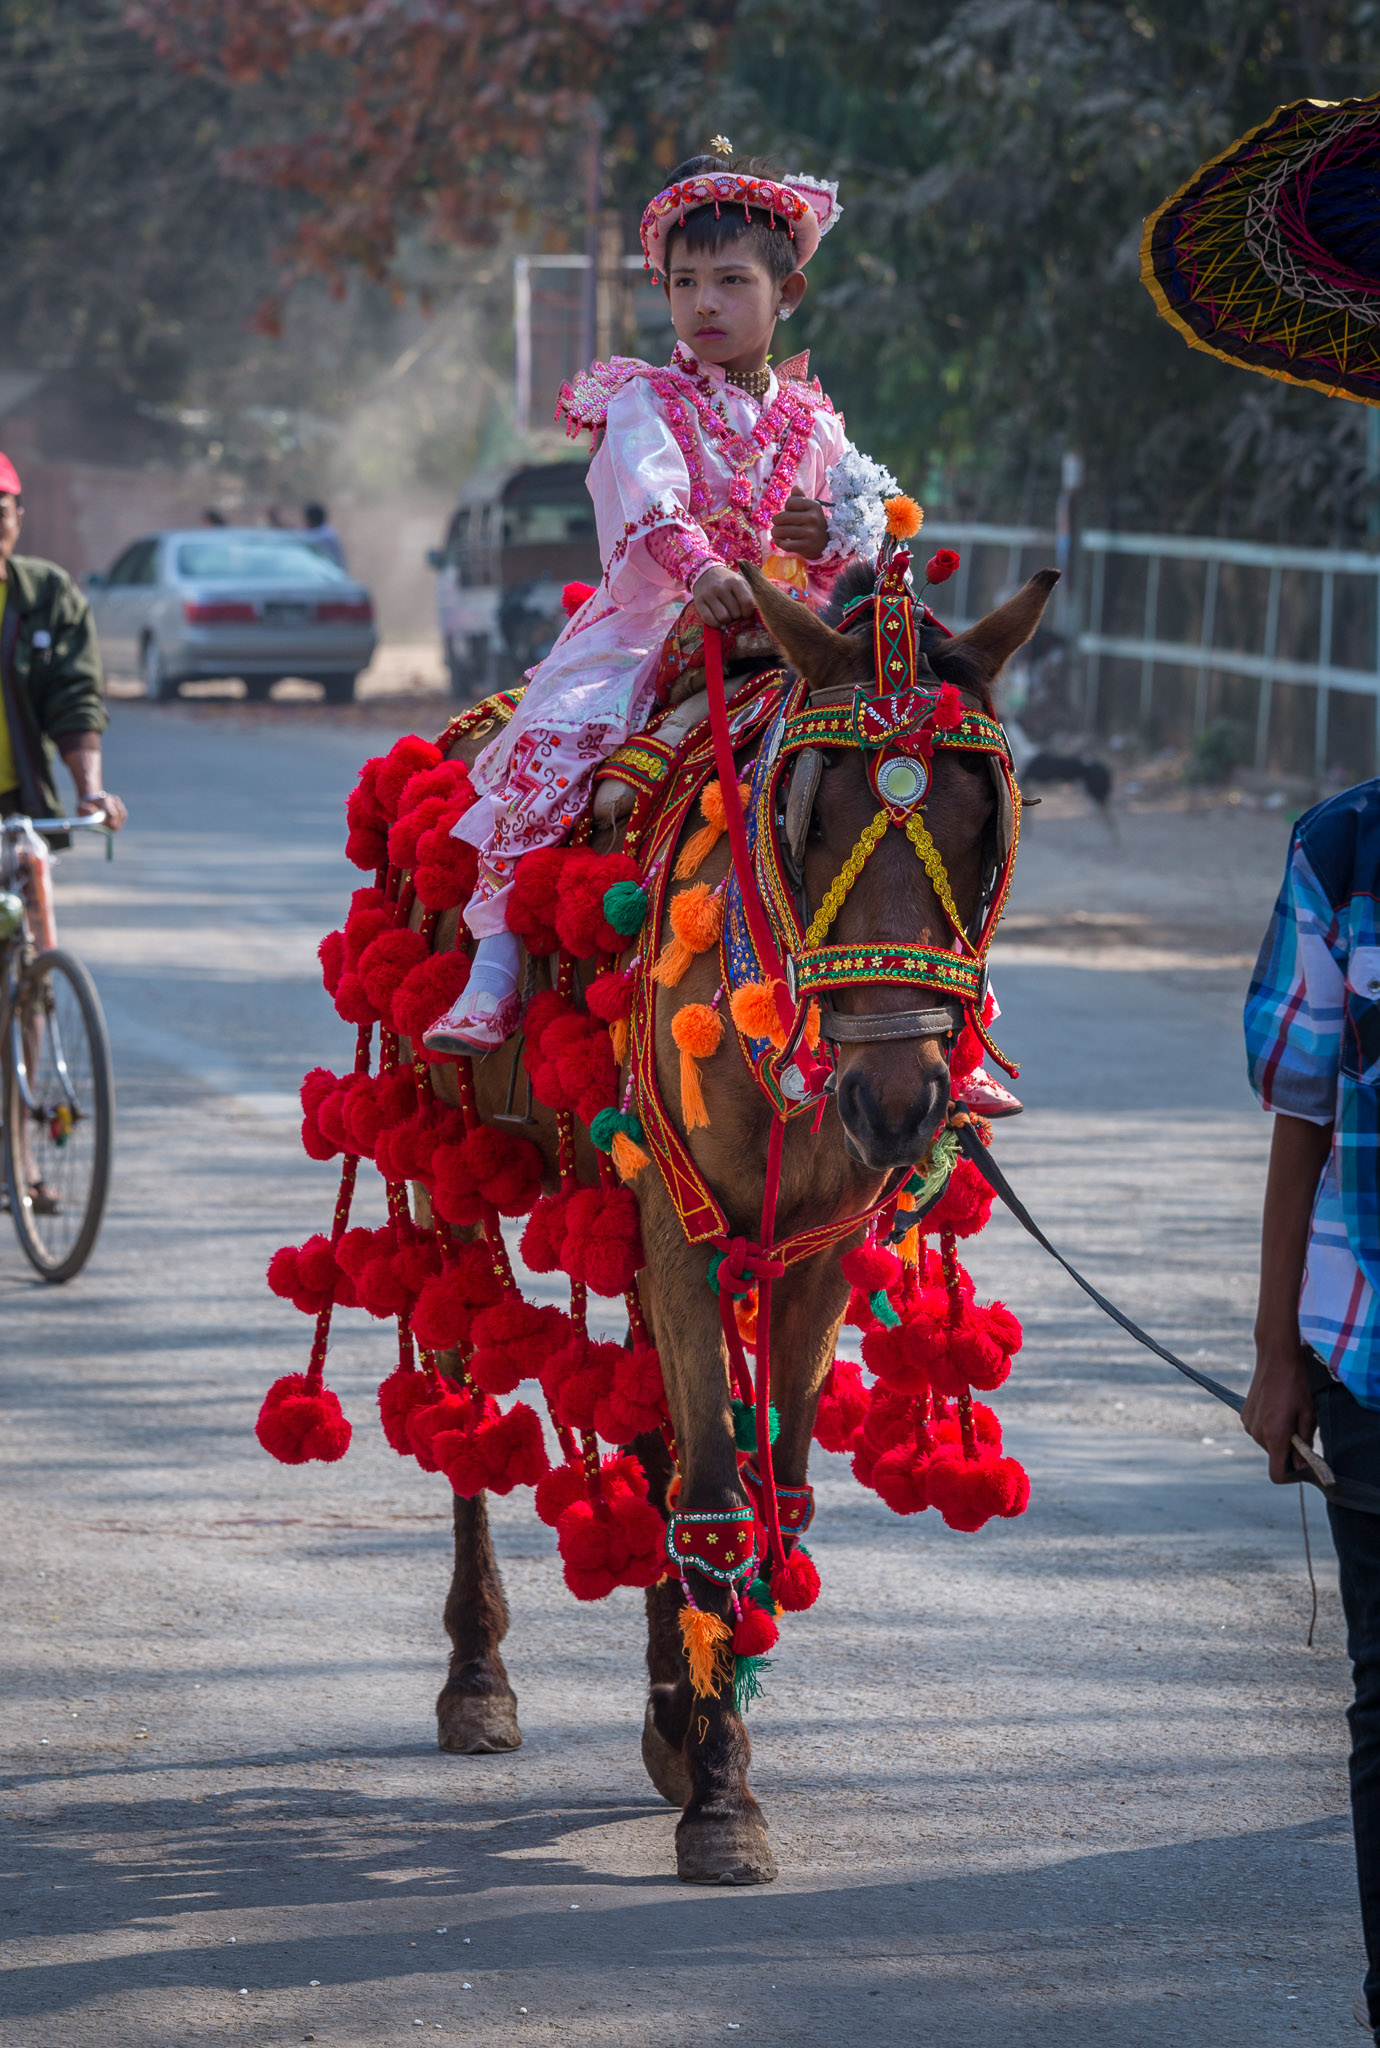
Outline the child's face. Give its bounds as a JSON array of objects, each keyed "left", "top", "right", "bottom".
[{"left": 664, "top": 240, "right": 804, "bottom": 371}]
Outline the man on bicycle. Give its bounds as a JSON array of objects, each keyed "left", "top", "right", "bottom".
[{"left": 0, "top": 452, "right": 127, "bottom": 836}]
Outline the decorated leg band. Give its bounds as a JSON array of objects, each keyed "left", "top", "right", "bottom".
[
  {"left": 740, "top": 1461, "right": 815, "bottom": 1535},
  {"left": 666, "top": 1506, "right": 761, "bottom": 1586}
]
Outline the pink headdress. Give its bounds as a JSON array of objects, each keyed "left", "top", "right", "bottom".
[{"left": 639, "top": 169, "right": 842, "bottom": 277}]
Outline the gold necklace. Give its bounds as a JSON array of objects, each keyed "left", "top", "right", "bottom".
[{"left": 723, "top": 363, "right": 771, "bottom": 399}]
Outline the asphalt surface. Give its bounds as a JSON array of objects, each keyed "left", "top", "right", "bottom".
[{"left": 0, "top": 697, "right": 1363, "bottom": 2047}]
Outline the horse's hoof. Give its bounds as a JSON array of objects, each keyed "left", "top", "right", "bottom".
[
  {"left": 675, "top": 1808, "right": 777, "bottom": 1885},
  {"left": 435, "top": 1687, "right": 522, "bottom": 1754},
  {"left": 641, "top": 1700, "right": 692, "bottom": 1807}
]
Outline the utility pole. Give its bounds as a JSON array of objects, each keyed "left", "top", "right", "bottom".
[{"left": 580, "top": 104, "right": 605, "bottom": 375}]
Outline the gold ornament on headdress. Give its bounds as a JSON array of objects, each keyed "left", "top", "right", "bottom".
[{"left": 708, "top": 135, "right": 733, "bottom": 157}]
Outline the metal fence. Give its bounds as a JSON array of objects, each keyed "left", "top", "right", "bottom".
[{"left": 922, "top": 520, "right": 1380, "bottom": 779}]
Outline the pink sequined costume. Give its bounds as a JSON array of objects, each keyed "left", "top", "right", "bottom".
[{"left": 453, "top": 341, "right": 859, "bottom": 937}]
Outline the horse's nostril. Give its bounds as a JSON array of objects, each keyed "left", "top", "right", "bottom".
[{"left": 837, "top": 1060, "right": 950, "bottom": 1170}]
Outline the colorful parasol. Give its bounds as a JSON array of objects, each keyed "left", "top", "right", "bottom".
[{"left": 1142, "top": 88, "right": 1380, "bottom": 406}]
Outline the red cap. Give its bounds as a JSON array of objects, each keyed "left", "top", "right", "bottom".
[{"left": 0, "top": 451, "right": 20, "bottom": 498}]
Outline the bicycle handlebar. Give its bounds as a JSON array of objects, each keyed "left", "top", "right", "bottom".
[{"left": 25, "top": 816, "right": 113, "bottom": 834}]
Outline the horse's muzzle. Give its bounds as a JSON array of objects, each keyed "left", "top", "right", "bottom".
[{"left": 836, "top": 1060, "right": 951, "bottom": 1171}]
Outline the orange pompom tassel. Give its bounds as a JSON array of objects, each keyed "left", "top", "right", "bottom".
[
  {"left": 671, "top": 882, "right": 723, "bottom": 952},
  {"left": 884, "top": 494, "right": 924, "bottom": 540},
  {"left": 671, "top": 1002, "right": 722, "bottom": 1132},
  {"left": 730, "top": 979, "right": 788, "bottom": 1050},
  {"left": 679, "top": 1606, "right": 731, "bottom": 1698},
  {"left": 734, "top": 1289, "right": 758, "bottom": 1343},
  {"left": 804, "top": 1000, "right": 821, "bottom": 1052},
  {"left": 610, "top": 1016, "right": 629, "bottom": 1065},
  {"left": 675, "top": 779, "right": 751, "bottom": 880},
  {"left": 611, "top": 1128, "right": 650, "bottom": 1181},
  {"left": 653, "top": 882, "right": 724, "bottom": 987},
  {"left": 652, "top": 935, "right": 693, "bottom": 988},
  {"left": 899, "top": 1225, "right": 920, "bottom": 1266}
]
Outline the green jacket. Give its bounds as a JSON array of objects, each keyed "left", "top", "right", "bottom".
[{"left": 0, "top": 552, "right": 107, "bottom": 827}]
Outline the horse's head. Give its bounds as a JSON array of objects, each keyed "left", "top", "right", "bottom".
[{"left": 743, "top": 558, "right": 1058, "bottom": 1171}]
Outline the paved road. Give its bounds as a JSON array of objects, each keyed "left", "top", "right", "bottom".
[{"left": 0, "top": 698, "right": 1362, "bottom": 2046}]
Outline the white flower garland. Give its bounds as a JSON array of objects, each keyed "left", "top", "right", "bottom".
[{"left": 824, "top": 444, "right": 902, "bottom": 560}]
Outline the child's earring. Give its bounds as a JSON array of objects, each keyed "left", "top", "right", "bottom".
[{"left": 777, "top": 304, "right": 793, "bottom": 320}]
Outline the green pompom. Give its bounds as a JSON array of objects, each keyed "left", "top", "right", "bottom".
[
  {"left": 747, "top": 1576, "right": 776, "bottom": 1612},
  {"left": 733, "top": 1653, "right": 771, "bottom": 1715},
  {"left": 868, "top": 1288, "right": 901, "bottom": 1328},
  {"left": 732, "top": 1399, "right": 779, "bottom": 1453},
  {"left": 707, "top": 1249, "right": 725, "bottom": 1294},
  {"left": 589, "top": 1107, "right": 644, "bottom": 1153},
  {"left": 603, "top": 879, "right": 648, "bottom": 936}
]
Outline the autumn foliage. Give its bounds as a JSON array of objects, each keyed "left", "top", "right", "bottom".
[{"left": 125, "top": 0, "right": 705, "bottom": 305}]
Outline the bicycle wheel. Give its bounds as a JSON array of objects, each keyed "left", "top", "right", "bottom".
[{"left": 2, "top": 947, "right": 114, "bottom": 1281}]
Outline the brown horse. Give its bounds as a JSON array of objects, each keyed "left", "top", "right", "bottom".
[{"left": 419, "top": 560, "right": 1058, "bottom": 1884}]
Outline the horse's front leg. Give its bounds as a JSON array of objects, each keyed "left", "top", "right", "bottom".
[
  {"left": 640, "top": 1187, "right": 777, "bottom": 1883},
  {"left": 435, "top": 1490, "right": 522, "bottom": 1753}
]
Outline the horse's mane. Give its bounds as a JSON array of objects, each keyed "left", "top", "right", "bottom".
[{"left": 821, "top": 560, "right": 993, "bottom": 711}]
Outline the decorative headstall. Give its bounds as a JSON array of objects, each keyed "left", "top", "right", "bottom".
[{"left": 723, "top": 549, "right": 1022, "bottom": 1106}]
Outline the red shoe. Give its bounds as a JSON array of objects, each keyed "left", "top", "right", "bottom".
[
  {"left": 422, "top": 989, "right": 521, "bottom": 1058},
  {"left": 957, "top": 1065, "right": 1023, "bottom": 1117}
]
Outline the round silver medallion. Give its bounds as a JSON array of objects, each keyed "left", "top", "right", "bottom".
[{"left": 875, "top": 753, "right": 929, "bottom": 809}]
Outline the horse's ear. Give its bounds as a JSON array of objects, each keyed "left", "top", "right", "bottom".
[
  {"left": 739, "top": 563, "right": 873, "bottom": 692},
  {"left": 945, "top": 569, "right": 1060, "bottom": 686}
]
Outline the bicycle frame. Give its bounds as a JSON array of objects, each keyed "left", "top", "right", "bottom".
[{"left": 0, "top": 814, "right": 113, "bottom": 1118}]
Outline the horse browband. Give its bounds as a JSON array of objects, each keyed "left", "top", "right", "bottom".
[{"left": 769, "top": 678, "right": 1017, "bottom": 1058}]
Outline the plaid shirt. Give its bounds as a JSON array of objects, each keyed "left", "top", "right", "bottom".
[{"left": 1245, "top": 779, "right": 1380, "bottom": 1405}]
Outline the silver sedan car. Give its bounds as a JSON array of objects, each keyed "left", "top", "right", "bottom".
[{"left": 87, "top": 529, "right": 377, "bottom": 703}]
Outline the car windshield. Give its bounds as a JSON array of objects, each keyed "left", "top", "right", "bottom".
[{"left": 175, "top": 539, "right": 348, "bottom": 584}]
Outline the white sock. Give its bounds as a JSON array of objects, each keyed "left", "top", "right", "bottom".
[{"left": 466, "top": 930, "right": 522, "bottom": 1009}]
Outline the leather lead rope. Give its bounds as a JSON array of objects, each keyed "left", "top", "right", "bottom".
[{"left": 957, "top": 1124, "right": 1380, "bottom": 1519}]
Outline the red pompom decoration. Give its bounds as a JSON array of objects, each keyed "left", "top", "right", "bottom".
[
  {"left": 556, "top": 1468, "right": 664, "bottom": 1600},
  {"left": 869, "top": 1440, "right": 934, "bottom": 1515},
  {"left": 813, "top": 1359, "right": 871, "bottom": 1453},
  {"left": 391, "top": 948, "right": 472, "bottom": 1052},
  {"left": 594, "top": 1343, "right": 667, "bottom": 1443},
  {"left": 407, "top": 1389, "right": 476, "bottom": 1472},
  {"left": 358, "top": 927, "right": 429, "bottom": 1013},
  {"left": 926, "top": 1446, "right": 1029, "bottom": 1531},
  {"left": 520, "top": 1191, "right": 573, "bottom": 1273},
  {"left": 377, "top": 1364, "right": 439, "bottom": 1455},
  {"left": 410, "top": 1244, "right": 506, "bottom": 1350},
  {"left": 266, "top": 1235, "right": 354, "bottom": 1316},
  {"left": 395, "top": 758, "right": 471, "bottom": 820},
  {"left": 559, "top": 1185, "right": 644, "bottom": 1296},
  {"left": 318, "top": 929, "right": 345, "bottom": 996},
  {"left": 922, "top": 1158, "right": 993, "bottom": 1238},
  {"left": 732, "top": 1602, "right": 780, "bottom": 1658},
  {"left": 585, "top": 966, "right": 637, "bottom": 1024},
  {"left": 562, "top": 580, "right": 596, "bottom": 617},
  {"left": 770, "top": 1547, "right": 821, "bottom": 1612},
  {"left": 386, "top": 793, "right": 445, "bottom": 873},
  {"left": 332, "top": 970, "right": 382, "bottom": 1028},
  {"left": 340, "top": 1068, "right": 417, "bottom": 1157},
  {"left": 374, "top": 735, "right": 443, "bottom": 822},
  {"left": 554, "top": 850, "right": 642, "bottom": 958},
  {"left": 468, "top": 1298, "right": 571, "bottom": 1395},
  {"left": 255, "top": 1375, "right": 352, "bottom": 1464},
  {"left": 506, "top": 847, "right": 567, "bottom": 958},
  {"left": 840, "top": 1242, "right": 902, "bottom": 1294},
  {"left": 535, "top": 1457, "right": 591, "bottom": 1528}
]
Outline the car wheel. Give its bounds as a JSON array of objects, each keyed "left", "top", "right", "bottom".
[
  {"left": 242, "top": 676, "right": 275, "bottom": 702},
  {"left": 141, "top": 639, "right": 179, "bottom": 703},
  {"left": 321, "top": 673, "right": 358, "bottom": 705}
]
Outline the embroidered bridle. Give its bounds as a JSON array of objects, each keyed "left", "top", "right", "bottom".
[{"left": 724, "top": 549, "right": 1021, "bottom": 1088}]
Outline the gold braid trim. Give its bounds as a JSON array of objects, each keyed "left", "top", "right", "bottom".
[
  {"left": 904, "top": 811, "right": 975, "bottom": 954},
  {"left": 803, "top": 808, "right": 889, "bottom": 949}
]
